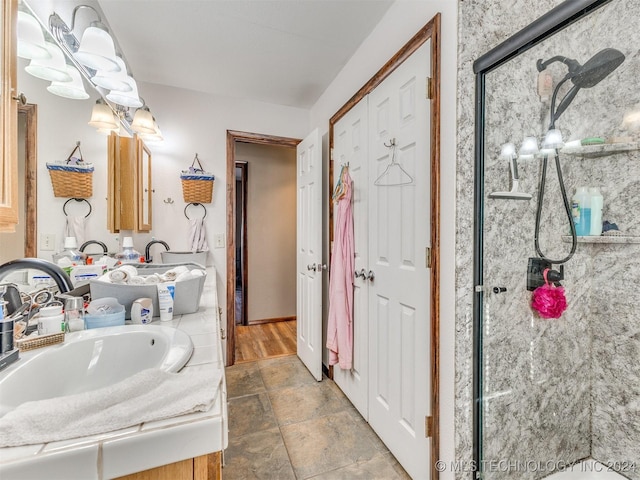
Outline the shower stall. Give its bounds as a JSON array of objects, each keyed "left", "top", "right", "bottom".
[{"left": 473, "top": 1, "right": 639, "bottom": 479}]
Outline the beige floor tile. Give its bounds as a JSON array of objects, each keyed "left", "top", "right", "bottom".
[
  {"left": 268, "top": 382, "right": 349, "bottom": 426},
  {"left": 306, "top": 452, "right": 407, "bottom": 479},
  {"left": 260, "top": 358, "right": 320, "bottom": 391},
  {"left": 226, "top": 362, "right": 266, "bottom": 399},
  {"left": 223, "top": 427, "right": 295, "bottom": 480},
  {"left": 280, "top": 410, "right": 380, "bottom": 479},
  {"left": 228, "top": 393, "right": 278, "bottom": 437}
]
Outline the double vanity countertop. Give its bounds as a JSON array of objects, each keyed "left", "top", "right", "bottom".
[{"left": 0, "top": 268, "right": 227, "bottom": 480}]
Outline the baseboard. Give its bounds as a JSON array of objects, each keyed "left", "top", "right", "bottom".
[{"left": 248, "top": 316, "right": 296, "bottom": 325}]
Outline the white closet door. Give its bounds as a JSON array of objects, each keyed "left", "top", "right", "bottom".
[
  {"left": 296, "top": 128, "right": 323, "bottom": 381},
  {"left": 332, "top": 97, "right": 370, "bottom": 418},
  {"left": 367, "top": 41, "right": 432, "bottom": 480}
]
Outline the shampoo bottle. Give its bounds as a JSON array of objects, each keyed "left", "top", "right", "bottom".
[
  {"left": 589, "top": 187, "right": 603, "bottom": 236},
  {"left": 572, "top": 187, "right": 591, "bottom": 236}
]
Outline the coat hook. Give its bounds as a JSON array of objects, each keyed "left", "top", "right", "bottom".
[
  {"left": 383, "top": 138, "right": 396, "bottom": 148},
  {"left": 163, "top": 197, "right": 174, "bottom": 204}
]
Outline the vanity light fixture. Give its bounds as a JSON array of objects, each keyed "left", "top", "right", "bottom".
[
  {"left": 47, "top": 65, "right": 90, "bottom": 100},
  {"left": 65, "top": 5, "right": 120, "bottom": 72},
  {"left": 24, "top": 42, "right": 72, "bottom": 82},
  {"left": 499, "top": 142, "right": 517, "bottom": 159},
  {"left": 131, "top": 106, "right": 156, "bottom": 135},
  {"left": 518, "top": 136, "right": 540, "bottom": 159},
  {"left": 140, "top": 118, "right": 164, "bottom": 143},
  {"left": 17, "top": 10, "right": 50, "bottom": 60},
  {"left": 541, "top": 128, "right": 564, "bottom": 153},
  {"left": 106, "top": 76, "right": 143, "bottom": 108},
  {"left": 92, "top": 56, "right": 132, "bottom": 92},
  {"left": 88, "top": 99, "right": 118, "bottom": 130}
]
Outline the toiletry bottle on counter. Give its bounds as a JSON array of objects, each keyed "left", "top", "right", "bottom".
[
  {"left": 157, "top": 282, "right": 175, "bottom": 322},
  {"left": 52, "top": 237, "right": 85, "bottom": 269},
  {"left": 115, "top": 237, "right": 142, "bottom": 264},
  {"left": 589, "top": 187, "right": 604, "bottom": 236},
  {"left": 131, "top": 298, "right": 153, "bottom": 324},
  {"left": 64, "top": 297, "right": 85, "bottom": 332},
  {"left": 572, "top": 187, "right": 591, "bottom": 236}
]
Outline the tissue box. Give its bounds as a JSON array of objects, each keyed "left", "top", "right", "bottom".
[{"left": 90, "top": 263, "right": 206, "bottom": 319}]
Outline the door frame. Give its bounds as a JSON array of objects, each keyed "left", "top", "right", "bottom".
[
  {"left": 327, "top": 14, "right": 441, "bottom": 479},
  {"left": 226, "top": 130, "right": 302, "bottom": 365},
  {"left": 20, "top": 103, "right": 38, "bottom": 257}
]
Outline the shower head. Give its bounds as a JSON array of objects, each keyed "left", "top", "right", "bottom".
[
  {"left": 538, "top": 48, "right": 626, "bottom": 127},
  {"left": 571, "top": 48, "right": 625, "bottom": 88}
]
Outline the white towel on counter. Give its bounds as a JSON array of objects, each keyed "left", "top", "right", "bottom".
[
  {"left": 0, "top": 366, "right": 222, "bottom": 448},
  {"left": 188, "top": 218, "right": 209, "bottom": 253}
]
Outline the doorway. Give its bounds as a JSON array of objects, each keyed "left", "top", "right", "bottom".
[{"left": 226, "top": 131, "right": 302, "bottom": 366}]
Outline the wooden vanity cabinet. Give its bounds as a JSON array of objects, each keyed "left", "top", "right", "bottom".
[
  {"left": 107, "top": 133, "right": 153, "bottom": 232},
  {"left": 115, "top": 452, "right": 222, "bottom": 480},
  {"left": 0, "top": 0, "right": 18, "bottom": 232}
]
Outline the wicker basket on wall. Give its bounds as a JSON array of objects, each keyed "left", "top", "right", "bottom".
[
  {"left": 180, "top": 154, "right": 214, "bottom": 203},
  {"left": 46, "top": 142, "right": 94, "bottom": 198}
]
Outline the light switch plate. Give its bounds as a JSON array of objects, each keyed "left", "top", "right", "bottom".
[
  {"left": 41, "top": 233, "right": 55, "bottom": 251},
  {"left": 214, "top": 233, "right": 225, "bottom": 249}
]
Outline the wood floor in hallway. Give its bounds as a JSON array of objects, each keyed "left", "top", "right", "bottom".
[
  {"left": 224, "top": 355, "right": 410, "bottom": 479},
  {"left": 235, "top": 320, "right": 297, "bottom": 363}
]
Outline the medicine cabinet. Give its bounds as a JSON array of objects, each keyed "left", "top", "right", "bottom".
[
  {"left": 0, "top": 0, "right": 18, "bottom": 231},
  {"left": 107, "top": 133, "right": 153, "bottom": 232}
]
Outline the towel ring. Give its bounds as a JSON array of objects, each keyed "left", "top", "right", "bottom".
[
  {"left": 63, "top": 198, "right": 92, "bottom": 218},
  {"left": 184, "top": 202, "right": 207, "bottom": 220}
]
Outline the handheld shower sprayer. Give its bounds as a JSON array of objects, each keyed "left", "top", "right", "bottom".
[{"left": 528, "top": 48, "right": 625, "bottom": 286}]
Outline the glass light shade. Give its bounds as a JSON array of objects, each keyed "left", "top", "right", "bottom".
[
  {"left": 47, "top": 66, "right": 90, "bottom": 100},
  {"left": 97, "top": 124, "right": 120, "bottom": 135},
  {"left": 17, "top": 11, "right": 50, "bottom": 60},
  {"left": 24, "top": 42, "right": 72, "bottom": 82},
  {"left": 131, "top": 107, "right": 155, "bottom": 134},
  {"left": 518, "top": 136, "right": 540, "bottom": 159},
  {"left": 74, "top": 26, "right": 120, "bottom": 72},
  {"left": 542, "top": 128, "right": 564, "bottom": 151},
  {"left": 499, "top": 142, "right": 516, "bottom": 159},
  {"left": 92, "top": 56, "right": 132, "bottom": 92},
  {"left": 88, "top": 102, "right": 118, "bottom": 129},
  {"left": 140, "top": 119, "right": 163, "bottom": 143},
  {"left": 621, "top": 104, "right": 640, "bottom": 131},
  {"left": 106, "top": 77, "right": 143, "bottom": 108}
]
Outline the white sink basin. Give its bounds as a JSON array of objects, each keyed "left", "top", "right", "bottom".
[{"left": 0, "top": 325, "right": 193, "bottom": 417}]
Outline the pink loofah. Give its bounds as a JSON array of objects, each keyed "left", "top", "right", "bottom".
[{"left": 531, "top": 268, "right": 567, "bottom": 319}]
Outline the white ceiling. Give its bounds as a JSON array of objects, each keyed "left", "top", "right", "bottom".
[{"left": 97, "top": 0, "right": 394, "bottom": 109}]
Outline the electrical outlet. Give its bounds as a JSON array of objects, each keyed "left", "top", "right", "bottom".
[
  {"left": 214, "top": 233, "right": 225, "bottom": 249},
  {"left": 41, "top": 233, "right": 55, "bottom": 251}
]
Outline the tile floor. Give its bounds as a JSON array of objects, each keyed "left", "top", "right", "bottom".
[{"left": 223, "top": 355, "right": 411, "bottom": 480}]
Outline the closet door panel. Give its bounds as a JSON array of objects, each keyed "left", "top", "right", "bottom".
[
  {"left": 367, "top": 41, "right": 432, "bottom": 480},
  {"left": 332, "top": 96, "right": 369, "bottom": 418}
]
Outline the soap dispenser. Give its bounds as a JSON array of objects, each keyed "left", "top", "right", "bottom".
[
  {"left": 52, "top": 237, "right": 86, "bottom": 267},
  {"left": 115, "top": 237, "right": 143, "bottom": 264}
]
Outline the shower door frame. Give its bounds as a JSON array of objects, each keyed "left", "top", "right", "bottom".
[{"left": 471, "top": 0, "right": 612, "bottom": 474}]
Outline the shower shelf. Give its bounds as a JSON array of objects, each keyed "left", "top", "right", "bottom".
[
  {"left": 560, "top": 141, "right": 639, "bottom": 158},
  {"left": 561, "top": 235, "right": 640, "bottom": 244}
]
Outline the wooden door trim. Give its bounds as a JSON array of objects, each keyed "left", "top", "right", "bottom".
[
  {"left": 19, "top": 103, "right": 37, "bottom": 257},
  {"left": 226, "top": 130, "right": 301, "bottom": 366},
  {"left": 328, "top": 13, "right": 441, "bottom": 479}
]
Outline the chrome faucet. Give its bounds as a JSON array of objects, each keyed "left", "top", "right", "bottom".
[
  {"left": 79, "top": 240, "right": 108, "bottom": 255},
  {"left": 0, "top": 258, "right": 73, "bottom": 293},
  {"left": 144, "top": 240, "right": 170, "bottom": 263}
]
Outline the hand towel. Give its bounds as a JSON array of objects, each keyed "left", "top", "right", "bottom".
[
  {"left": 108, "top": 269, "right": 128, "bottom": 283},
  {"left": 64, "top": 215, "right": 86, "bottom": 247},
  {"left": 0, "top": 366, "right": 222, "bottom": 447},
  {"left": 188, "top": 218, "right": 209, "bottom": 253},
  {"left": 144, "top": 274, "right": 161, "bottom": 284},
  {"left": 129, "top": 275, "right": 146, "bottom": 285}
]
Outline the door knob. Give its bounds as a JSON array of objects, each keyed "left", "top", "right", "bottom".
[
  {"left": 367, "top": 270, "right": 375, "bottom": 281},
  {"left": 319, "top": 264, "right": 327, "bottom": 271},
  {"left": 355, "top": 269, "right": 367, "bottom": 279}
]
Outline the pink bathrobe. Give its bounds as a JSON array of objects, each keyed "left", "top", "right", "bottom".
[{"left": 326, "top": 170, "right": 354, "bottom": 370}]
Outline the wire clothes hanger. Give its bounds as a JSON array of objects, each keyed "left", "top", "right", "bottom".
[{"left": 374, "top": 138, "right": 414, "bottom": 186}]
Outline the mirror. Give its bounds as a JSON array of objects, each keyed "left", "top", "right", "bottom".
[
  {"left": 137, "top": 139, "right": 152, "bottom": 231},
  {"left": 473, "top": 0, "right": 639, "bottom": 476}
]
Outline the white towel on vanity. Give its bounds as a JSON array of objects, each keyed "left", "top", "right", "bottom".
[{"left": 0, "top": 366, "right": 222, "bottom": 448}]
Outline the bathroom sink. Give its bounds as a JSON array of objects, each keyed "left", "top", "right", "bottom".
[{"left": 0, "top": 325, "right": 193, "bottom": 417}]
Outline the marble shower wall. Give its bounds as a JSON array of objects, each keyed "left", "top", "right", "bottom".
[{"left": 456, "top": 1, "right": 640, "bottom": 479}]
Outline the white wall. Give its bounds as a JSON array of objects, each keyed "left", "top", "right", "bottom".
[{"left": 309, "top": 1, "right": 458, "bottom": 476}]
